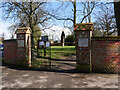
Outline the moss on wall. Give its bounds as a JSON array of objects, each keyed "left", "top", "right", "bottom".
[
  {"left": 92, "top": 66, "right": 118, "bottom": 74},
  {"left": 76, "top": 64, "right": 91, "bottom": 73},
  {"left": 92, "top": 36, "right": 120, "bottom": 40}
]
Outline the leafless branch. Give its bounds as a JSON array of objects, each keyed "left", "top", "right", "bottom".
[{"left": 80, "top": 2, "right": 95, "bottom": 23}]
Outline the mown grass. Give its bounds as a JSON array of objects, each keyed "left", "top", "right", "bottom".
[
  {"left": 38, "top": 46, "right": 76, "bottom": 59},
  {"left": 32, "top": 46, "right": 76, "bottom": 68}
]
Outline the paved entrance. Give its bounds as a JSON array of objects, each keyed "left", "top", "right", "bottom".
[
  {"left": 1, "top": 66, "right": 119, "bottom": 88},
  {"left": 1, "top": 55, "right": 119, "bottom": 89},
  {"left": 36, "top": 55, "right": 76, "bottom": 72}
]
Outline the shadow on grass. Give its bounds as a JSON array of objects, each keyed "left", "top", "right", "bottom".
[
  {"left": 37, "top": 56, "right": 76, "bottom": 62},
  {"left": 2, "top": 64, "right": 77, "bottom": 74},
  {"left": 2, "top": 61, "right": 86, "bottom": 74},
  {"left": 2, "top": 63, "right": 117, "bottom": 74}
]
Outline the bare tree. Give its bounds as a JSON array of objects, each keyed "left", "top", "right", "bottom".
[
  {"left": 94, "top": 3, "right": 117, "bottom": 36},
  {"left": 1, "top": 1, "right": 51, "bottom": 60},
  {"left": 1, "top": 2, "right": 50, "bottom": 48},
  {"left": 114, "top": 1, "right": 120, "bottom": 36},
  {"left": 81, "top": 2, "right": 95, "bottom": 23},
  {"left": 47, "top": 1, "right": 95, "bottom": 28}
]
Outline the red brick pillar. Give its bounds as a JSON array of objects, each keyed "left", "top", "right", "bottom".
[
  {"left": 15, "top": 27, "right": 32, "bottom": 67},
  {"left": 74, "top": 23, "right": 93, "bottom": 72},
  {"left": 118, "top": 41, "right": 120, "bottom": 73}
]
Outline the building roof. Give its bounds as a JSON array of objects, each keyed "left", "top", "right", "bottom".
[{"left": 15, "top": 27, "right": 32, "bottom": 34}]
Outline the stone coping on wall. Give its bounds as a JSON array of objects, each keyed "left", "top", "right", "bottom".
[
  {"left": 74, "top": 23, "right": 94, "bottom": 31},
  {"left": 91, "top": 36, "right": 120, "bottom": 40}
]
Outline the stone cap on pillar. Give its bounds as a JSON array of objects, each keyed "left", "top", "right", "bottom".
[
  {"left": 74, "top": 23, "right": 94, "bottom": 31},
  {"left": 15, "top": 27, "right": 32, "bottom": 34}
]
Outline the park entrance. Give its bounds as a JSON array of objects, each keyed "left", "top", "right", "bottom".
[
  {"left": 3, "top": 24, "right": 119, "bottom": 73},
  {"left": 35, "top": 36, "right": 76, "bottom": 71},
  {"left": 3, "top": 27, "right": 77, "bottom": 72}
]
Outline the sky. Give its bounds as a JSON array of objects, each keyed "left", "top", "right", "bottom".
[
  {"left": 0, "top": 16, "right": 12, "bottom": 39},
  {"left": 41, "top": 26, "right": 72, "bottom": 41},
  {"left": 0, "top": 1, "right": 114, "bottom": 40}
]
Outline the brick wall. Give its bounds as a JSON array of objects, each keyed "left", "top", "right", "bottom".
[
  {"left": 4, "top": 36, "right": 31, "bottom": 66},
  {"left": 75, "top": 30, "right": 91, "bottom": 64},
  {"left": 4, "top": 39, "right": 17, "bottom": 64},
  {"left": 91, "top": 37, "right": 120, "bottom": 73},
  {"left": 74, "top": 23, "right": 120, "bottom": 73},
  {"left": 75, "top": 30, "right": 92, "bottom": 72}
]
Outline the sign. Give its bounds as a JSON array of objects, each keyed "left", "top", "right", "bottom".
[
  {"left": 17, "top": 40, "right": 24, "bottom": 47},
  {"left": 78, "top": 38, "right": 88, "bottom": 47},
  {"left": 41, "top": 36, "right": 48, "bottom": 41},
  {"left": 39, "top": 41, "right": 44, "bottom": 45},
  {"left": 46, "top": 41, "right": 50, "bottom": 47}
]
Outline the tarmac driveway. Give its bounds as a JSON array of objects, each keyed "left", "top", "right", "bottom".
[{"left": 1, "top": 66, "right": 119, "bottom": 89}]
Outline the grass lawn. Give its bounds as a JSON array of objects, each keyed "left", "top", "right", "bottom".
[
  {"left": 32, "top": 46, "right": 76, "bottom": 68},
  {"left": 38, "top": 46, "right": 76, "bottom": 59}
]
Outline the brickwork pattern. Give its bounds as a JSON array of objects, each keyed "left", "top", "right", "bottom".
[
  {"left": 75, "top": 30, "right": 92, "bottom": 72},
  {"left": 75, "top": 30, "right": 91, "bottom": 65},
  {"left": 4, "top": 27, "right": 31, "bottom": 67},
  {"left": 17, "top": 34, "right": 26, "bottom": 62},
  {"left": 4, "top": 40, "right": 17, "bottom": 64},
  {"left": 91, "top": 39, "right": 120, "bottom": 73}
]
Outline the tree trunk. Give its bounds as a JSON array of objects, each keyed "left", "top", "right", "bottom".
[
  {"left": 73, "top": 1, "right": 76, "bottom": 27},
  {"left": 114, "top": 2, "right": 120, "bottom": 36},
  {"left": 73, "top": 1, "right": 76, "bottom": 50},
  {"left": 87, "top": 2, "right": 91, "bottom": 23},
  {"left": 29, "top": 2, "right": 35, "bottom": 61}
]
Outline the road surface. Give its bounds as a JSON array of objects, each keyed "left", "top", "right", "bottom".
[
  {"left": 1, "top": 66, "right": 119, "bottom": 89},
  {"left": 0, "top": 51, "right": 119, "bottom": 89}
]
